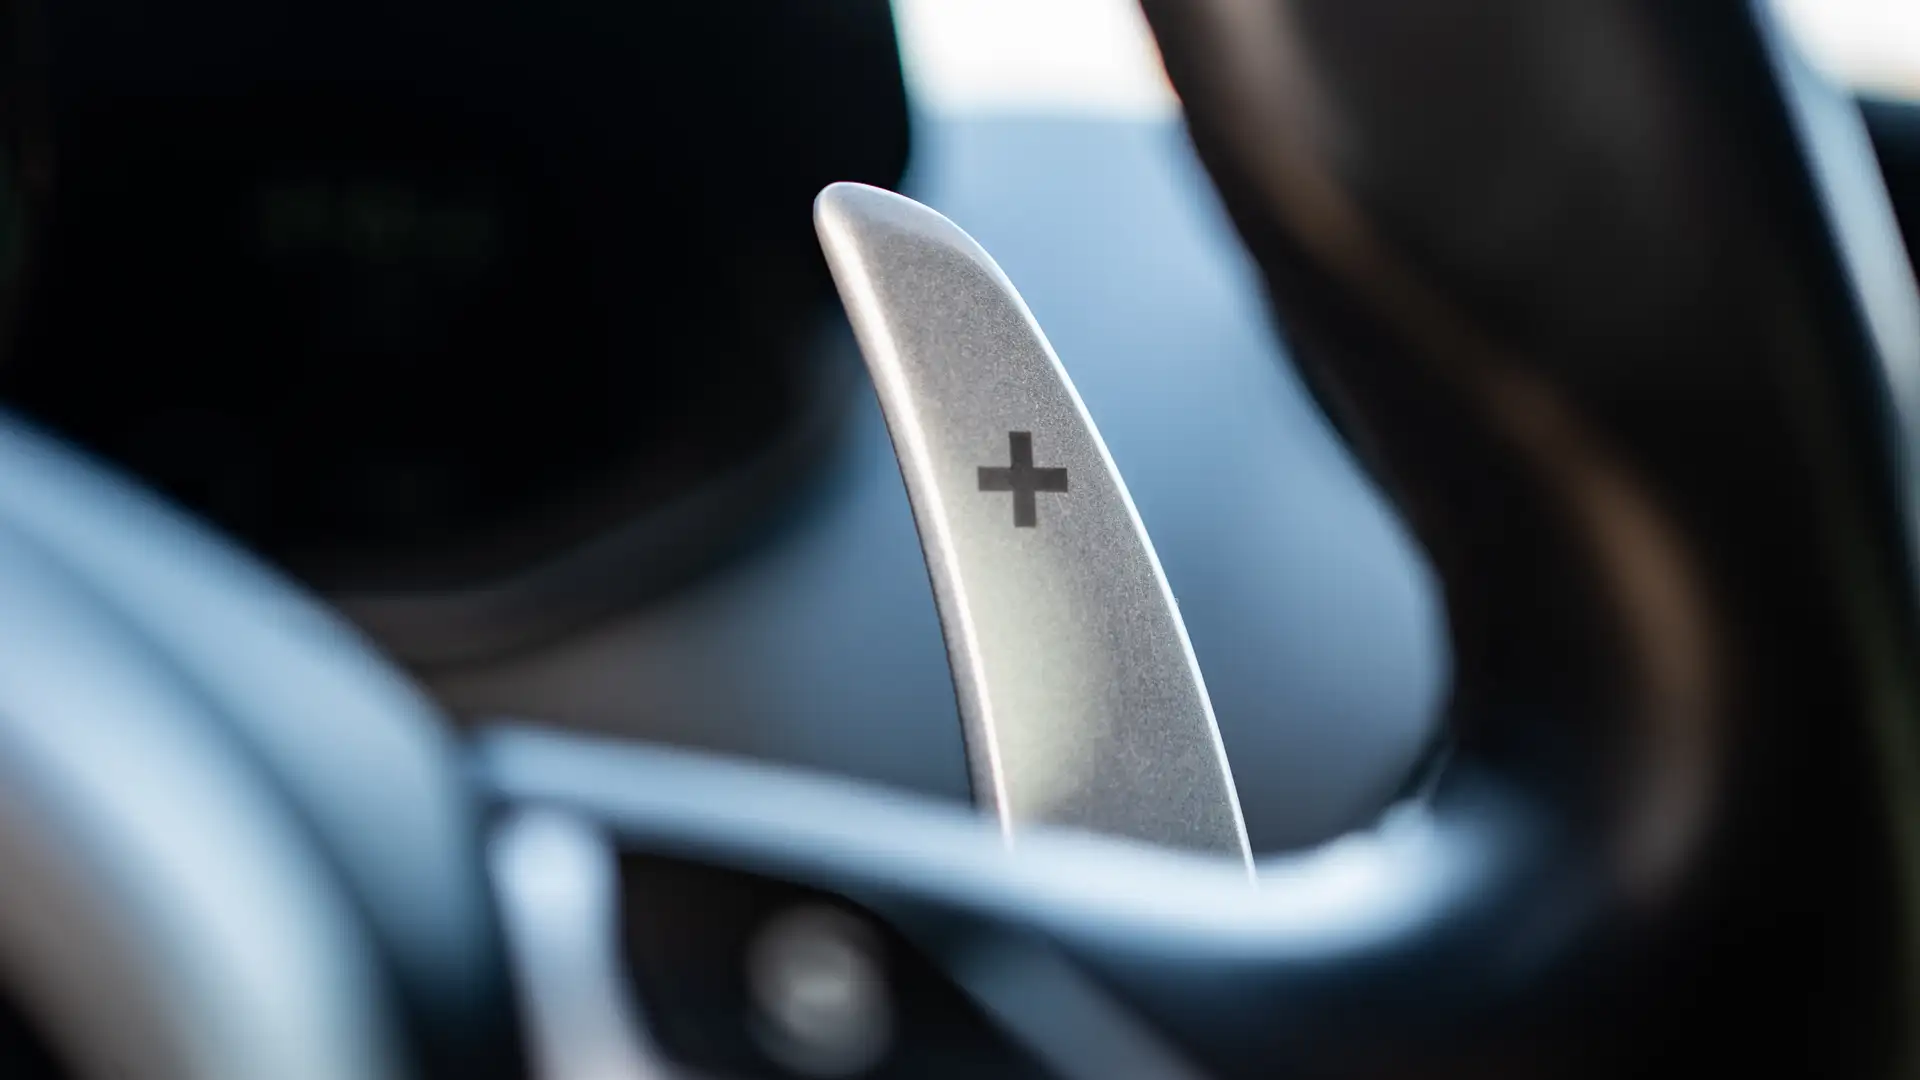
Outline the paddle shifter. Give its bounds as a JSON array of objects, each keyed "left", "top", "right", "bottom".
[
  {"left": 6, "top": 3, "right": 1920, "bottom": 1080},
  {"left": 814, "top": 182, "right": 1251, "bottom": 864}
]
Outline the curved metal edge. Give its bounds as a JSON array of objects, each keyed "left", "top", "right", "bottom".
[
  {"left": 814, "top": 183, "right": 1012, "bottom": 829},
  {"left": 814, "top": 181, "right": 1252, "bottom": 864}
]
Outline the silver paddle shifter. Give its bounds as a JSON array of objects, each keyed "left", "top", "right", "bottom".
[{"left": 814, "top": 182, "right": 1251, "bottom": 865}]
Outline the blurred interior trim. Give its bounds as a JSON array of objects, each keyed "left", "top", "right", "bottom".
[{"left": 1774, "top": 0, "right": 1920, "bottom": 101}]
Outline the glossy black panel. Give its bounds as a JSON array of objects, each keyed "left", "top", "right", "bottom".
[
  {"left": 0, "top": 996, "right": 66, "bottom": 1080},
  {"left": 0, "top": 0, "right": 45, "bottom": 352},
  {"left": 2, "top": 0, "right": 908, "bottom": 600}
]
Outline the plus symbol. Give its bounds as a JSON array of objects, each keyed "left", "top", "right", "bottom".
[{"left": 977, "top": 431, "right": 1068, "bottom": 528}]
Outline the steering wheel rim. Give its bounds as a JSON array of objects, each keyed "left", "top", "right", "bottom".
[
  {"left": 1138, "top": 0, "right": 1920, "bottom": 1069},
  {"left": 0, "top": 410, "right": 523, "bottom": 1080},
  {"left": 0, "top": 505, "right": 401, "bottom": 1080}
]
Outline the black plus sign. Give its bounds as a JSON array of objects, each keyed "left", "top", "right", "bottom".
[{"left": 977, "top": 431, "right": 1068, "bottom": 528}]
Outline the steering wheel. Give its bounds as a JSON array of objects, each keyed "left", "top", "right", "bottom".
[{"left": 3, "top": 1, "right": 1919, "bottom": 1078}]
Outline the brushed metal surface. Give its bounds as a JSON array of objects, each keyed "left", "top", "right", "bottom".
[{"left": 814, "top": 181, "right": 1251, "bottom": 864}]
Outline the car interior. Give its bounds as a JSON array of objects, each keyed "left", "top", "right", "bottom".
[{"left": 1, "top": 0, "right": 1920, "bottom": 1077}]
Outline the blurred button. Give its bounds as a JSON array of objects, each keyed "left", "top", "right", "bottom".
[
  {"left": 747, "top": 905, "right": 893, "bottom": 1076},
  {"left": 618, "top": 855, "right": 1056, "bottom": 1079}
]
